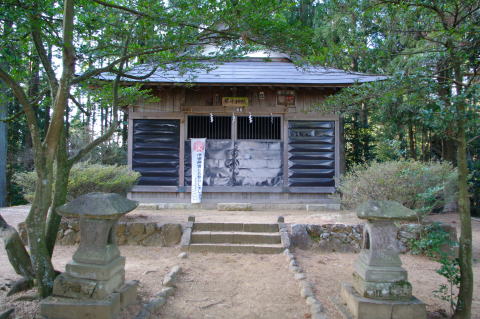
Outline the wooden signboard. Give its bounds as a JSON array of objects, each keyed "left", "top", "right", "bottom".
[
  {"left": 277, "top": 90, "right": 296, "bottom": 106},
  {"left": 222, "top": 97, "right": 249, "bottom": 107}
]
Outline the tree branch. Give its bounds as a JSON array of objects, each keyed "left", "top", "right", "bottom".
[
  {"left": 90, "top": 0, "right": 149, "bottom": 17},
  {"left": 0, "top": 66, "right": 41, "bottom": 148},
  {"left": 71, "top": 42, "right": 213, "bottom": 84},
  {"left": 377, "top": 0, "right": 451, "bottom": 30},
  {"left": 68, "top": 20, "right": 132, "bottom": 164},
  {"left": 0, "top": 109, "right": 24, "bottom": 123},
  {"left": 31, "top": 19, "right": 58, "bottom": 95},
  {"left": 68, "top": 94, "right": 91, "bottom": 116},
  {"left": 109, "top": 64, "right": 160, "bottom": 80},
  {"left": 43, "top": 0, "right": 75, "bottom": 159},
  {"left": 467, "top": 135, "right": 480, "bottom": 144}
]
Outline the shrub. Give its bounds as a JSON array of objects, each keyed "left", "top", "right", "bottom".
[
  {"left": 409, "top": 223, "right": 460, "bottom": 315},
  {"left": 338, "top": 160, "right": 457, "bottom": 213},
  {"left": 13, "top": 163, "right": 140, "bottom": 202}
]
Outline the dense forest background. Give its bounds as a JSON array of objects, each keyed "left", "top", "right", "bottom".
[{"left": 1, "top": 0, "right": 479, "bottom": 215}]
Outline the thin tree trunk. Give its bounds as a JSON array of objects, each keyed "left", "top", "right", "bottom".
[
  {"left": 452, "top": 68, "right": 473, "bottom": 319},
  {"left": 0, "top": 86, "right": 7, "bottom": 207},
  {"left": 408, "top": 120, "right": 416, "bottom": 160},
  {"left": 358, "top": 103, "right": 369, "bottom": 162},
  {"left": 437, "top": 58, "right": 457, "bottom": 164},
  {"left": 45, "top": 128, "right": 71, "bottom": 257},
  {"left": 0, "top": 20, "right": 12, "bottom": 207},
  {"left": 100, "top": 107, "right": 104, "bottom": 136}
]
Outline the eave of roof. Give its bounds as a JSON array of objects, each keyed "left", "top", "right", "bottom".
[{"left": 97, "top": 59, "right": 387, "bottom": 86}]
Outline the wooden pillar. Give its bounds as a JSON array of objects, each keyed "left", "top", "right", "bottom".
[
  {"left": 127, "top": 107, "right": 133, "bottom": 170},
  {"left": 179, "top": 116, "right": 185, "bottom": 187},
  {"left": 338, "top": 114, "right": 346, "bottom": 176},
  {"left": 282, "top": 117, "right": 289, "bottom": 188}
]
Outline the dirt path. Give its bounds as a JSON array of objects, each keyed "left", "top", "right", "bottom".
[
  {"left": 295, "top": 250, "right": 480, "bottom": 319},
  {"left": 158, "top": 252, "right": 308, "bottom": 319},
  {"left": 1, "top": 246, "right": 308, "bottom": 319}
]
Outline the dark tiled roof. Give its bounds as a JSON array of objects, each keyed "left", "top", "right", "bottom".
[{"left": 98, "top": 60, "right": 387, "bottom": 85}]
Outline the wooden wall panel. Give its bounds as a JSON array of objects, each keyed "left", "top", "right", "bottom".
[{"left": 131, "top": 86, "right": 335, "bottom": 115}]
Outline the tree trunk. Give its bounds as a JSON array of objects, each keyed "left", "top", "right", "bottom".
[
  {"left": 0, "top": 86, "right": 7, "bottom": 207},
  {"left": 360, "top": 103, "right": 370, "bottom": 162},
  {"left": 443, "top": 137, "right": 457, "bottom": 164},
  {"left": 453, "top": 114, "right": 473, "bottom": 319},
  {"left": 408, "top": 120, "right": 416, "bottom": 160},
  {"left": 45, "top": 129, "right": 71, "bottom": 257},
  {"left": 452, "top": 79, "right": 473, "bottom": 319},
  {"left": 453, "top": 118, "right": 474, "bottom": 319},
  {"left": 25, "top": 161, "right": 57, "bottom": 298}
]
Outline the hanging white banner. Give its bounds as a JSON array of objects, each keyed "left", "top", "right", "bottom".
[{"left": 191, "top": 138, "right": 206, "bottom": 204}]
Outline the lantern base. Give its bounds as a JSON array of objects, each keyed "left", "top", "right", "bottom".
[
  {"left": 341, "top": 283, "right": 426, "bottom": 319},
  {"left": 41, "top": 281, "right": 137, "bottom": 319}
]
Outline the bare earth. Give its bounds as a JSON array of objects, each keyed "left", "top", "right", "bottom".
[{"left": 0, "top": 206, "right": 479, "bottom": 319}]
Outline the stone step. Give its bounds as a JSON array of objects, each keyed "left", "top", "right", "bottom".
[
  {"left": 191, "top": 231, "right": 281, "bottom": 245},
  {"left": 193, "top": 222, "right": 279, "bottom": 233},
  {"left": 188, "top": 243, "right": 284, "bottom": 254}
]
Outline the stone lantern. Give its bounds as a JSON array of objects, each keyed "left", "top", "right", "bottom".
[
  {"left": 41, "top": 193, "right": 139, "bottom": 319},
  {"left": 341, "top": 200, "right": 427, "bottom": 319}
]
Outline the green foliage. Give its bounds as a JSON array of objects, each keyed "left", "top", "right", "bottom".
[
  {"left": 469, "top": 159, "right": 480, "bottom": 217},
  {"left": 338, "top": 160, "right": 457, "bottom": 214},
  {"left": 13, "top": 163, "right": 140, "bottom": 202},
  {"left": 409, "top": 223, "right": 460, "bottom": 315},
  {"left": 409, "top": 223, "right": 453, "bottom": 257},
  {"left": 373, "top": 139, "right": 405, "bottom": 162},
  {"left": 434, "top": 257, "right": 461, "bottom": 315},
  {"left": 67, "top": 126, "right": 127, "bottom": 165}
]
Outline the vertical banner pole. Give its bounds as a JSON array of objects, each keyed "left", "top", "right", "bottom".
[{"left": 191, "top": 138, "right": 206, "bottom": 204}]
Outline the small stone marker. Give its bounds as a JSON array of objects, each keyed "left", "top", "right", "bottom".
[
  {"left": 341, "top": 200, "right": 427, "bottom": 319},
  {"left": 40, "top": 193, "right": 139, "bottom": 319}
]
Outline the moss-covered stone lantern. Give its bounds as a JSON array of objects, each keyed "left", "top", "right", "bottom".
[
  {"left": 341, "top": 200, "right": 427, "bottom": 319},
  {"left": 40, "top": 193, "right": 139, "bottom": 319}
]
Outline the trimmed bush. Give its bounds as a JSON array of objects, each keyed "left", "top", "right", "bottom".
[
  {"left": 338, "top": 160, "right": 457, "bottom": 213},
  {"left": 14, "top": 163, "right": 140, "bottom": 202}
]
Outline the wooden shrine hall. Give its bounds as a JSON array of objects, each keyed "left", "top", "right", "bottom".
[{"left": 102, "top": 53, "right": 385, "bottom": 208}]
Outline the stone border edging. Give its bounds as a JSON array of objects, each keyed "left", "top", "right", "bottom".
[
  {"left": 180, "top": 216, "right": 195, "bottom": 250},
  {"left": 134, "top": 254, "right": 186, "bottom": 319},
  {"left": 278, "top": 216, "right": 291, "bottom": 249},
  {"left": 136, "top": 202, "right": 341, "bottom": 211},
  {"left": 284, "top": 249, "right": 327, "bottom": 319},
  {"left": 289, "top": 222, "right": 457, "bottom": 254}
]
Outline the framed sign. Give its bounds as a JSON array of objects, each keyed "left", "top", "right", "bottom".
[
  {"left": 277, "top": 90, "right": 295, "bottom": 106},
  {"left": 222, "top": 97, "right": 249, "bottom": 107}
]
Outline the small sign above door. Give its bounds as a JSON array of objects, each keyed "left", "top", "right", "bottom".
[{"left": 222, "top": 97, "right": 249, "bottom": 107}]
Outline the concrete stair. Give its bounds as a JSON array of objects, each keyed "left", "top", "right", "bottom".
[{"left": 183, "top": 221, "right": 285, "bottom": 254}]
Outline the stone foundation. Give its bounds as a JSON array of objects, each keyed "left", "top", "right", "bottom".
[
  {"left": 18, "top": 219, "right": 455, "bottom": 252},
  {"left": 41, "top": 294, "right": 121, "bottom": 319},
  {"left": 341, "top": 283, "right": 426, "bottom": 319},
  {"left": 18, "top": 220, "right": 182, "bottom": 246},
  {"left": 290, "top": 223, "right": 456, "bottom": 253}
]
